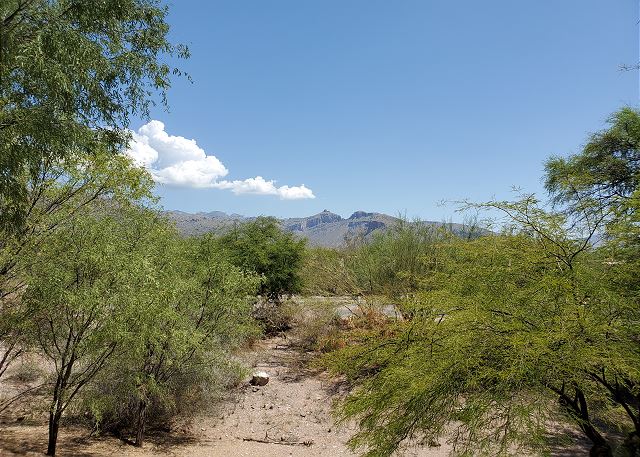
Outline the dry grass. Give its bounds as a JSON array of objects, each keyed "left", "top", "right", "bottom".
[{"left": 287, "top": 295, "right": 400, "bottom": 353}]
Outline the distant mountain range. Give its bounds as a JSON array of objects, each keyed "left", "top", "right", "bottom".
[{"left": 165, "top": 209, "right": 474, "bottom": 247}]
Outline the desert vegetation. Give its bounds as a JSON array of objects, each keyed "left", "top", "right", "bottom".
[
  {"left": 1, "top": 1, "right": 639, "bottom": 457},
  {"left": 316, "top": 109, "right": 640, "bottom": 457}
]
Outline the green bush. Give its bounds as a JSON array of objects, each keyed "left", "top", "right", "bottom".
[
  {"left": 300, "top": 247, "right": 359, "bottom": 296},
  {"left": 83, "top": 351, "right": 247, "bottom": 436},
  {"left": 81, "top": 231, "right": 261, "bottom": 446},
  {"left": 325, "top": 109, "right": 640, "bottom": 457},
  {"left": 218, "top": 217, "right": 306, "bottom": 299},
  {"left": 347, "top": 219, "right": 451, "bottom": 296}
]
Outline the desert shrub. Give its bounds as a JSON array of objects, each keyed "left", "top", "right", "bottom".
[
  {"left": 217, "top": 217, "right": 306, "bottom": 299},
  {"left": 288, "top": 297, "right": 341, "bottom": 350},
  {"left": 81, "top": 233, "right": 260, "bottom": 446},
  {"left": 21, "top": 208, "right": 166, "bottom": 455},
  {"left": 7, "top": 356, "right": 46, "bottom": 384},
  {"left": 253, "top": 297, "right": 299, "bottom": 336},
  {"left": 289, "top": 297, "right": 398, "bottom": 353},
  {"left": 82, "top": 351, "right": 246, "bottom": 436},
  {"left": 326, "top": 198, "right": 640, "bottom": 457},
  {"left": 300, "top": 247, "right": 359, "bottom": 296},
  {"left": 347, "top": 219, "right": 450, "bottom": 296},
  {"left": 317, "top": 319, "right": 401, "bottom": 358}
]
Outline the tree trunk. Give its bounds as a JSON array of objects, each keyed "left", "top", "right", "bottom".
[
  {"left": 555, "top": 386, "right": 613, "bottom": 457},
  {"left": 47, "top": 410, "right": 62, "bottom": 456},
  {"left": 135, "top": 399, "right": 147, "bottom": 447},
  {"left": 581, "top": 421, "right": 610, "bottom": 452},
  {"left": 574, "top": 392, "right": 611, "bottom": 457}
]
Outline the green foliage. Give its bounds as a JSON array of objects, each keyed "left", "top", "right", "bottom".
[
  {"left": 0, "top": 0, "right": 187, "bottom": 230},
  {"left": 300, "top": 247, "right": 358, "bottom": 296},
  {"left": 23, "top": 209, "right": 157, "bottom": 455},
  {"left": 326, "top": 109, "right": 640, "bottom": 457},
  {"left": 218, "top": 217, "right": 306, "bottom": 299},
  {"left": 347, "top": 219, "right": 454, "bottom": 296},
  {"left": 545, "top": 108, "right": 640, "bottom": 301},
  {"left": 545, "top": 107, "right": 640, "bottom": 213},
  {"left": 0, "top": 149, "right": 153, "bottom": 383},
  {"left": 19, "top": 205, "right": 261, "bottom": 453},
  {"left": 0, "top": 3, "right": 266, "bottom": 455},
  {"left": 603, "top": 191, "right": 640, "bottom": 297},
  {"left": 84, "top": 232, "right": 260, "bottom": 445},
  {"left": 327, "top": 208, "right": 640, "bottom": 455}
]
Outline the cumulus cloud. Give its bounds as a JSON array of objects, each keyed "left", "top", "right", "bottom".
[
  {"left": 126, "top": 121, "right": 315, "bottom": 200},
  {"left": 214, "top": 176, "right": 315, "bottom": 199}
]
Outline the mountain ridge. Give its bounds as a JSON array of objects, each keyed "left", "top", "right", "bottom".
[{"left": 165, "top": 209, "right": 469, "bottom": 247}]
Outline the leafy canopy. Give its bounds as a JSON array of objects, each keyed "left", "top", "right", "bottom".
[
  {"left": 23, "top": 207, "right": 163, "bottom": 455},
  {"left": 545, "top": 107, "right": 640, "bottom": 213},
  {"left": 326, "top": 108, "right": 640, "bottom": 457},
  {"left": 0, "top": 0, "right": 187, "bottom": 230},
  {"left": 82, "top": 227, "right": 261, "bottom": 446},
  {"left": 218, "top": 217, "right": 306, "bottom": 298}
]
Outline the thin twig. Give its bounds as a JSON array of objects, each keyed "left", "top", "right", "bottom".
[{"left": 241, "top": 437, "right": 314, "bottom": 446}]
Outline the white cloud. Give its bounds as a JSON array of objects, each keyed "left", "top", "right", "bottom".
[
  {"left": 126, "top": 121, "right": 315, "bottom": 200},
  {"left": 213, "top": 176, "right": 315, "bottom": 199}
]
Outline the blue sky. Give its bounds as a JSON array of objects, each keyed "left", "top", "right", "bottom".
[{"left": 133, "top": 0, "right": 639, "bottom": 221}]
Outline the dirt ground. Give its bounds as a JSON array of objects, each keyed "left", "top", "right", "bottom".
[
  {"left": 0, "top": 335, "right": 454, "bottom": 457},
  {"left": 0, "top": 300, "right": 591, "bottom": 457}
]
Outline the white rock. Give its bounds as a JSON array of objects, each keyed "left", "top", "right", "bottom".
[{"left": 250, "top": 371, "right": 270, "bottom": 386}]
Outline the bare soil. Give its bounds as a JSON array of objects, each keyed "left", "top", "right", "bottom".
[
  {"left": 0, "top": 326, "right": 590, "bottom": 457},
  {"left": 0, "top": 335, "right": 452, "bottom": 457}
]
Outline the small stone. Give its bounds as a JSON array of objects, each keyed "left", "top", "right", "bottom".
[{"left": 250, "top": 371, "right": 270, "bottom": 386}]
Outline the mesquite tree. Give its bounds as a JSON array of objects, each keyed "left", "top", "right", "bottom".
[
  {"left": 0, "top": 0, "right": 186, "bottom": 231},
  {"left": 23, "top": 208, "right": 160, "bottom": 456},
  {"left": 0, "top": 151, "right": 152, "bottom": 384},
  {"left": 127, "top": 234, "right": 260, "bottom": 447},
  {"left": 0, "top": 0, "right": 183, "bottom": 382},
  {"left": 326, "top": 110, "right": 640, "bottom": 456}
]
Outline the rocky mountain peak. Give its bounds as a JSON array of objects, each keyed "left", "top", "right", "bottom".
[
  {"left": 305, "top": 210, "right": 342, "bottom": 228},
  {"left": 349, "top": 211, "right": 374, "bottom": 219}
]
